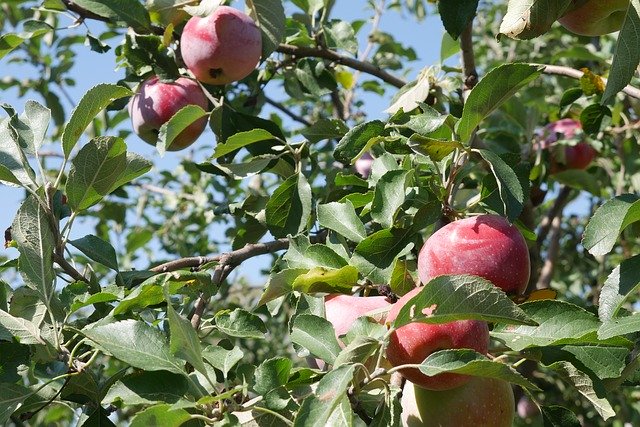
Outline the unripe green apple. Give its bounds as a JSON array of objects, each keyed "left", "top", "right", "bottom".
[
  {"left": 180, "top": 6, "right": 262, "bottom": 85},
  {"left": 385, "top": 287, "right": 490, "bottom": 390},
  {"left": 401, "top": 377, "right": 515, "bottom": 427},
  {"left": 417, "top": 215, "right": 531, "bottom": 295},
  {"left": 558, "top": 0, "right": 629, "bottom": 36},
  {"left": 128, "top": 76, "right": 208, "bottom": 151}
]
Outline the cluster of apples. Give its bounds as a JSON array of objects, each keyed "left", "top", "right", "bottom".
[
  {"left": 128, "top": 6, "right": 262, "bottom": 151},
  {"left": 325, "top": 215, "right": 530, "bottom": 426}
]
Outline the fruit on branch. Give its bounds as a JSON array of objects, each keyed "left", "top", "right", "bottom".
[
  {"left": 128, "top": 76, "right": 208, "bottom": 151},
  {"left": 325, "top": 294, "right": 390, "bottom": 338},
  {"left": 180, "top": 6, "right": 262, "bottom": 85},
  {"left": 355, "top": 152, "right": 374, "bottom": 178},
  {"left": 400, "top": 376, "right": 515, "bottom": 427},
  {"left": 417, "top": 215, "right": 530, "bottom": 295},
  {"left": 385, "top": 287, "right": 490, "bottom": 390},
  {"left": 558, "top": 0, "right": 629, "bottom": 36},
  {"left": 542, "top": 119, "right": 597, "bottom": 172},
  {"left": 517, "top": 395, "right": 540, "bottom": 419}
]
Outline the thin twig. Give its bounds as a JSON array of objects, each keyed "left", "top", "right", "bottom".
[
  {"left": 460, "top": 20, "right": 478, "bottom": 97},
  {"left": 539, "top": 64, "right": 640, "bottom": 100},
  {"left": 537, "top": 186, "right": 572, "bottom": 245},
  {"left": 264, "top": 96, "right": 311, "bottom": 127},
  {"left": 276, "top": 44, "right": 406, "bottom": 89},
  {"left": 536, "top": 213, "right": 562, "bottom": 289},
  {"left": 54, "top": 253, "right": 86, "bottom": 283}
]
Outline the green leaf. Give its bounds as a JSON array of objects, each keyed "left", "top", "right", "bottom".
[
  {"left": 164, "top": 287, "right": 208, "bottom": 379},
  {"left": 457, "top": 63, "right": 543, "bottom": 142},
  {"left": 0, "top": 164, "right": 22, "bottom": 187},
  {"left": 293, "top": 365, "right": 355, "bottom": 427},
  {"left": 560, "top": 345, "right": 628, "bottom": 379},
  {"left": 351, "top": 227, "right": 415, "bottom": 284},
  {"left": 254, "top": 357, "right": 293, "bottom": 395},
  {"left": 61, "top": 371, "right": 101, "bottom": 404},
  {"left": 291, "top": 314, "right": 342, "bottom": 364},
  {"left": 113, "top": 273, "right": 199, "bottom": 315},
  {"left": 130, "top": 404, "right": 191, "bottom": 427},
  {"left": 215, "top": 308, "right": 267, "bottom": 339},
  {"left": 438, "top": 0, "right": 479, "bottom": 40},
  {"left": 156, "top": 104, "right": 207, "bottom": 156},
  {"left": 19, "top": 100, "right": 51, "bottom": 152},
  {"left": 408, "top": 134, "right": 463, "bottom": 161},
  {"left": 371, "top": 170, "right": 412, "bottom": 228},
  {"left": 602, "top": 0, "right": 640, "bottom": 103},
  {"left": 317, "top": 201, "right": 367, "bottom": 243},
  {"left": 12, "top": 195, "right": 56, "bottom": 304},
  {"left": 498, "top": 0, "right": 573, "bottom": 39},
  {"left": 389, "top": 259, "right": 416, "bottom": 296},
  {"left": 66, "top": 136, "right": 128, "bottom": 211},
  {"left": 0, "top": 342, "right": 30, "bottom": 383},
  {"left": 419, "top": 349, "right": 539, "bottom": 390},
  {"left": 323, "top": 20, "right": 357, "bottom": 54},
  {"left": 598, "top": 255, "right": 640, "bottom": 321},
  {"left": 258, "top": 268, "right": 307, "bottom": 306},
  {"left": 110, "top": 152, "right": 152, "bottom": 190},
  {"left": 0, "top": 309, "right": 45, "bottom": 345},
  {"left": 61, "top": 84, "right": 132, "bottom": 158},
  {"left": 580, "top": 103, "right": 611, "bottom": 134},
  {"left": 546, "top": 361, "right": 615, "bottom": 420},
  {"left": 598, "top": 314, "right": 640, "bottom": 340},
  {"left": 541, "top": 406, "right": 581, "bottom": 427},
  {"left": 103, "top": 371, "right": 191, "bottom": 406},
  {"left": 291, "top": 266, "right": 358, "bottom": 294},
  {"left": 284, "top": 237, "right": 348, "bottom": 270},
  {"left": 334, "top": 120, "right": 385, "bottom": 164},
  {"left": 553, "top": 169, "right": 601, "bottom": 196},
  {"left": 73, "top": 0, "right": 151, "bottom": 30},
  {"left": 0, "top": 21, "right": 53, "bottom": 60},
  {"left": 213, "top": 129, "right": 278, "bottom": 159},
  {"left": 69, "top": 234, "right": 119, "bottom": 271},
  {"left": 202, "top": 345, "right": 244, "bottom": 378},
  {"left": 247, "top": 0, "right": 286, "bottom": 58},
  {"left": 82, "top": 319, "right": 185, "bottom": 374},
  {"left": 265, "top": 173, "right": 312, "bottom": 238},
  {"left": 491, "top": 300, "right": 625, "bottom": 351},
  {"left": 583, "top": 194, "right": 640, "bottom": 257},
  {"left": 392, "top": 275, "right": 535, "bottom": 328},
  {"left": 0, "top": 383, "right": 32, "bottom": 425},
  {"left": 0, "top": 117, "right": 37, "bottom": 188},
  {"left": 475, "top": 149, "right": 525, "bottom": 221},
  {"left": 301, "top": 118, "right": 348, "bottom": 143},
  {"left": 333, "top": 336, "right": 379, "bottom": 367}
]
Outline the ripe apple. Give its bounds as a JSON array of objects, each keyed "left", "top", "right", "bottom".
[
  {"left": 385, "top": 287, "right": 490, "bottom": 390},
  {"left": 558, "top": 0, "right": 629, "bottom": 36},
  {"left": 417, "top": 215, "right": 530, "bottom": 295},
  {"left": 355, "top": 152, "right": 374, "bottom": 178},
  {"left": 543, "top": 119, "right": 597, "bottom": 172},
  {"left": 128, "top": 76, "right": 208, "bottom": 151},
  {"left": 180, "top": 6, "right": 262, "bottom": 85},
  {"left": 401, "top": 376, "right": 515, "bottom": 427}
]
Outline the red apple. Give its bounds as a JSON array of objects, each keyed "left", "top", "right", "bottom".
[
  {"left": 128, "top": 76, "right": 208, "bottom": 151},
  {"left": 558, "top": 0, "right": 629, "bottom": 36},
  {"left": 180, "top": 6, "right": 262, "bottom": 85},
  {"left": 385, "top": 287, "right": 490, "bottom": 390},
  {"left": 401, "top": 376, "right": 515, "bottom": 427},
  {"left": 355, "top": 152, "right": 374, "bottom": 178},
  {"left": 417, "top": 215, "right": 530, "bottom": 295},
  {"left": 325, "top": 294, "right": 390, "bottom": 338},
  {"left": 542, "top": 119, "right": 597, "bottom": 172}
]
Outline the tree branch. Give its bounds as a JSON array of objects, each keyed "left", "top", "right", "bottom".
[
  {"left": 264, "top": 96, "right": 311, "bottom": 127},
  {"left": 276, "top": 44, "right": 406, "bottom": 89},
  {"left": 537, "top": 213, "right": 562, "bottom": 290},
  {"left": 54, "top": 253, "right": 87, "bottom": 283},
  {"left": 460, "top": 20, "right": 478, "bottom": 96},
  {"left": 537, "top": 186, "right": 572, "bottom": 245},
  {"left": 539, "top": 64, "right": 640, "bottom": 100}
]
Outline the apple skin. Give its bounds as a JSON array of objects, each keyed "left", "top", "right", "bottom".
[
  {"left": 544, "top": 119, "right": 597, "bottom": 172},
  {"left": 128, "top": 76, "right": 208, "bottom": 151},
  {"left": 558, "top": 0, "right": 629, "bottom": 36},
  {"left": 325, "top": 294, "right": 390, "bottom": 337},
  {"left": 417, "top": 215, "right": 530, "bottom": 295},
  {"left": 385, "top": 287, "right": 490, "bottom": 390},
  {"left": 355, "top": 152, "right": 374, "bottom": 178},
  {"left": 401, "top": 377, "right": 515, "bottom": 427},
  {"left": 180, "top": 6, "right": 262, "bottom": 85}
]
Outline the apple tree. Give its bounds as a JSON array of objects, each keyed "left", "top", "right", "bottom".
[{"left": 1, "top": 0, "right": 640, "bottom": 425}]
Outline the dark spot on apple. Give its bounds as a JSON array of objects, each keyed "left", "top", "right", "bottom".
[{"left": 209, "top": 68, "right": 223, "bottom": 79}]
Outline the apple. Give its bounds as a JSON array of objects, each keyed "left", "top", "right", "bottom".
[
  {"left": 180, "top": 6, "right": 262, "bottom": 85},
  {"left": 558, "top": 0, "right": 629, "bottom": 36},
  {"left": 401, "top": 376, "right": 515, "bottom": 427},
  {"left": 417, "top": 215, "right": 530, "bottom": 295},
  {"left": 385, "top": 287, "right": 490, "bottom": 390},
  {"left": 543, "top": 119, "right": 597, "bottom": 172},
  {"left": 128, "top": 76, "right": 208, "bottom": 151},
  {"left": 355, "top": 152, "right": 374, "bottom": 178},
  {"left": 325, "top": 294, "right": 390, "bottom": 338}
]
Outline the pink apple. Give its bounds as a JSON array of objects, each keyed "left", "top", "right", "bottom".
[
  {"left": 542, "top": 119, "right": 597, "bottom": 172},
  {"left": 417, "top": 215, "right": 530, "bottom": 295},
  {"left": 401, "top": 376, "right": 515, "bottom": 427},
  {"left": 355, "top": 152, "right": 374, "bottom": 178},
  {"left": 385, "top": 287, "right": 490, "bottom": 390},
  {"left": 325, "top": 294, "right": 390, "bottom": 338},
  {"left": 128, "top": 76, "right": 208, "bottom": 151},
  {"left": 558, "top": 0, "right": 629, "bottom": 36},
  {"left": 180, "top": 6, "right": 262, "bottom": 85}
]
